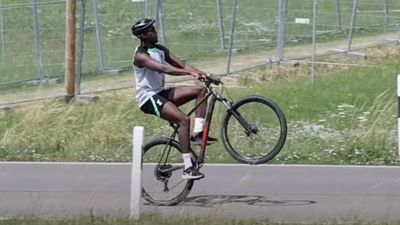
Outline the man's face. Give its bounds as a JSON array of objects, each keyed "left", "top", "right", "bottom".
[{"left": 142, "top": 25, "right": 158, "bottom": 43}]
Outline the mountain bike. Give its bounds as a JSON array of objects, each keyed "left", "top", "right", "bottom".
[{"left": 141, "top": 75, "right": 287, "bottom": 206}]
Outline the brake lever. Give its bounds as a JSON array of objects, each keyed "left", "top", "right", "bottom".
[{"left": 206, "top": 74, "right": 221, "bottom": 85}]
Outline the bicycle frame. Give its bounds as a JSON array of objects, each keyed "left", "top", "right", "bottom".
[
  {"left": 143, "top": 77, "right": 287, "bottom": 205},
  {"left": 163, "top": 81, "right": 255, "bottom": 168}
]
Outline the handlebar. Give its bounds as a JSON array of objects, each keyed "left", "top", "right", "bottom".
[{"left": 204, "top": 75, "right": 221, "bottom": 86}]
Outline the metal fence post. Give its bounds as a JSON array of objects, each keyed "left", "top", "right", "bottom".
[
  {"left": 76, "top": 0, "right": 86, "bottom": 95},
  {"left": 93, "top": 0, "right": 105, "bottom": 72},
  {"left": 335, "top": 0, "right": 342, "bottom": 31},
  {"left": 398, "top": 21, "right": 400, "bottom": 40},
  {"left": 226, "top": 0, "right": 238, "bottom": 74},
  {"left": 156, "top": 0, "right": 166, "bottom": 46},
  {"left": 277, "top": 0, "right": 287, "bottom": 61},
  {"left": 347, "top": 0, "right": 358, "bottom": 52},
  {"left": 384, "top": 0, "right": 389, "bottom": 24},
  {"left": 0, "top": 0, "right": 5, "bottom": 61},
  {"left": 311, "top": 0, "right": 317, "bottom": 85},
  {"left": 32, "top": 0, "right": 44, "bottom": 83},
  {"left": 216, "top": 0, "right": 225, "bottom": 51},
  {"left": 144, "top": 0, "right": 151, "bottom": 18}
]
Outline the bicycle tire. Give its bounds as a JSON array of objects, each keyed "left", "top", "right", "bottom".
[
  {"left": 221, "top": 95, "right": 287, "bottom": 164},
  {"left": 142, "top": 138, "right": 194, "bottom": 206}
]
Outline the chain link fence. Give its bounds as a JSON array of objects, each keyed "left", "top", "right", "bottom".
[
  {"left": 0, "top": 0, "right": 66, "bottom": 86},
  {"left": 0, "top": 0, "right": 399, "bottom": 105}
]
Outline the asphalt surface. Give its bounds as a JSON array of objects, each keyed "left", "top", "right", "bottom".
[{"left": 0, "top": 162, "right": 400, "bottom": 222}]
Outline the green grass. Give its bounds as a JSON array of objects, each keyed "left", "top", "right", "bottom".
[
  {"left": 1, "top": 46, "right": 399, "bottom": 165},
  {"left": 1, "top": 215, "right": 400, "bottom": 225}
]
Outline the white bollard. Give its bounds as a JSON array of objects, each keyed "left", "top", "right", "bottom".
[
  {"left": 130, "top": 126, "right": 144, "bottom": 220},
  {"left": 397, "top": 75, "right": 400, "bottom": 158}
]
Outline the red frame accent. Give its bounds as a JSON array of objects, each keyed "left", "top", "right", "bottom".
[{"left": 200, "top": 125, "right": 209, "bottom": 151}]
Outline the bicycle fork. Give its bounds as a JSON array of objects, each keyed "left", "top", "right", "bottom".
[
  {"left": 228, "top": 108, "right": 259, "bottom": 136},
  {"left": 219, "top": 95, "right": 259, "bottom": 136}
]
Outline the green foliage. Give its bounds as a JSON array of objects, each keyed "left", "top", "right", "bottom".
[{"left": 1, "top": 54, "right": 400, "bottom": 165}]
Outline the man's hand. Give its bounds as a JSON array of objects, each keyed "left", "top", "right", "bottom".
[{"left": 191, "top": 71, "right": 207, "bottom": 82}]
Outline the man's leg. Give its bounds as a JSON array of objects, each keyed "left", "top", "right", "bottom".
[
  {"left": 166, "top": 86, "right": 207, "bottom": 117},
  {"left": 159, "top": 101, "right": 191, "bottom": 155},
  {"left": 167, "top": 86, "right": 217, "bottom": 144},
  {"left": 160, "top": 100, "right": 204, "bottom": 179},
  {"left": 167, "top": 86, "right": 207, "bottom": 132}
]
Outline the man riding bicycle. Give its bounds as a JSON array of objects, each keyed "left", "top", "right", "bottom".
[{"left": 131, "top": 18, "right": 217, "bottom": 180}]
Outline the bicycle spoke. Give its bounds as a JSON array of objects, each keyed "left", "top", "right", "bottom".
[
  {"left": 222, "top": 96, "right": 287, "bottom": 164},
  {"left": 142, "top": 139, "right": 194, "bottom": 205},
  {"left": 165, "top": 179, "right": 187, "bottom": 192}
]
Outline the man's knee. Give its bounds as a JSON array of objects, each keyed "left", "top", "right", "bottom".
[
  {"left": 177, "top": 115, "right": 190, "bottom": 127},
  {"left": 197, "top": 86, "right": 207, "bottom": 96}
]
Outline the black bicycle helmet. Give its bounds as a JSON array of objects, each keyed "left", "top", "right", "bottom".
[{"left": 131, "top": 18, "right": 155, "bottom": 37}]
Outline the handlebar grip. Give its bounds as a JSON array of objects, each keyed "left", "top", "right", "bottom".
[{"left": 205, "top": 75, "right": 221, "bottom": 85}]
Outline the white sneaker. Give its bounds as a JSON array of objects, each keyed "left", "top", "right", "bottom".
[{"left": 182, "top": 166, "right": 204, "bottom": 180}]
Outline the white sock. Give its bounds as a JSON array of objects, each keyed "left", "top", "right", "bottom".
[
  {"left": 193, "top": 118, "right": 204, "bottom": 134},
  {"left": 182, "top": 153, "right": 193, "bottom": 169}
]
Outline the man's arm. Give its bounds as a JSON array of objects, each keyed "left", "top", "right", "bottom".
[
  {"left": 134, "top": 52, "right": 189, "bottom": 75},
  {"left": 134, "top": 52, "right": 202, "bottom": 78},
  {"left": 162, "top": 47, "right": 207, "bottom": 76}
]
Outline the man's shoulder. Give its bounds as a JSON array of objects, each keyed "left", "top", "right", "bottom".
[
  {"left": 133, "top": 46, "right": 150, "bottom": 67},
  {"left": 155, "top": 44, "right": 169, "bottom": 53},
  {"left": 135, "top": 46, "right": 149, "bottom": 54}
]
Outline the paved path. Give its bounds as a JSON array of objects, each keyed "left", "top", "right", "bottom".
[{"left": 0, "top": 162, "right": 400, "bottom": 222}]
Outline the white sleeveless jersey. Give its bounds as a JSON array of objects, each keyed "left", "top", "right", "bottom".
[{"left": 133, "top": 44, "right": 169, "bottom": 107}]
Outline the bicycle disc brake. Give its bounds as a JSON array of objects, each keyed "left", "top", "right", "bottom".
[{"left": 245, "top": 124, "right": 259, "bottom": 136}]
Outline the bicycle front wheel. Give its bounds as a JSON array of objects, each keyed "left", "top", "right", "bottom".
[
  {"left": 142, "top": 138, "right": 194, "bottom": 206},
  {"left": 221, "top": 96, "right": 287, "bottom": 164}
]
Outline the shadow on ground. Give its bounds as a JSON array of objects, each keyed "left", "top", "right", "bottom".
[{"left": 162, "top": 195, "right": 316, "bottom": 207}]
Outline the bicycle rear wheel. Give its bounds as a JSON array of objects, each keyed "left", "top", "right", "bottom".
[
  {"left": 142, "top": 138, "right": 194, "bottom": 206},
  {"left": 221, "top": 95, "right": 287, "bottom": 164}
]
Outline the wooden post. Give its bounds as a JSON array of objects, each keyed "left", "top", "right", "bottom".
[{"left": 65, "top": 0, "right": 76, "bottom": 102}]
